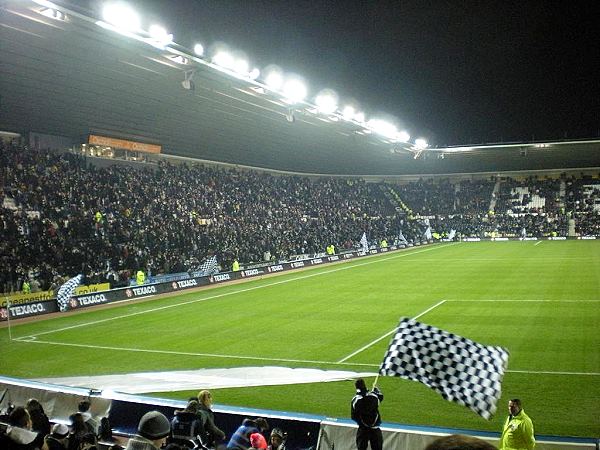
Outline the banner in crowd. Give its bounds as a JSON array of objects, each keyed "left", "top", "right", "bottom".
[
  {"left": 88, "top": 134, "right": 161, "bottom": 154},
  {"left": 1, "top": 283, "right": 110, "bottom": 307},
  {"left": 74, "top": 283, "right": 110, "bottom": 295},
  {"left": 1, "top": 300, "right": 59, "bottom": 320},
  {"left": 1, "top": 291, "right": 54, "bottom": 308}
]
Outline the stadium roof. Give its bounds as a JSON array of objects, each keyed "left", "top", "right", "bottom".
[{"left": 1, "top": 1, "right": 599, "bottom": 175}]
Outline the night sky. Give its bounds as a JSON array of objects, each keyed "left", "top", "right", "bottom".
[{"left": 74, "top": 0, "right": 600, "bottom": 147}]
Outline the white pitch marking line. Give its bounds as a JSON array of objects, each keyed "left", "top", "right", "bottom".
[
  {"left": 396, "top": 257, "right": 598, "bottom": 261},
  {"left": 336, "top": 299, "right": 447, "bottom": 364},
  {"left": 20, "top": 243, "right": 458, "bottom": 340},
  {"left": 19, "top": 338, "right": 378, "bottom": 368},
  {"left": 446, "top": 299, "right": 600, "bottom": 303},
  {"left": 534, "top": 241, "right": 542, "bottom": 246},
  {"left": 20, "top": 338, "right": 600, "bottom": 376},
  {"left": 508, "top": 369, "right": 600, "bottom": 376}
]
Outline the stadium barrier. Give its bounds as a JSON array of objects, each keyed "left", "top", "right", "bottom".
[
  {"left": 0, "top": 377, "right": 597, "bottom": 450},
  {"left": 1, "top": 241, "right": 430, "bottom": 322}
]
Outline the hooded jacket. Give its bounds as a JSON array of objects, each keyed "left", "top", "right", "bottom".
[{"left": 500, "top": 409, "right": 535, "bottom": 450}]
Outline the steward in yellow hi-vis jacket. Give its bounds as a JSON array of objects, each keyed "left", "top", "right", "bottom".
[{"left": 500, "top": 399, "right": 535, "bottom": 450}]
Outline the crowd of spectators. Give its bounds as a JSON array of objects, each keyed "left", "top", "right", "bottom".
[
  {"left": 429, "top": 213, "right": 568, "bottom": 238},
  {"left": 391, "top": 178, "right": 495, "bottom": 216},
  {"left": 0, "top": 144, "right": 410, "bottom": 292},
  {"left": 1, "top": 143, "right": 598, "bottom": 293},
  {"left": 565, "top": 175, "right": 600, "bottom": 235},
  {"left": 494, "top": 176, "right": 561, "bottom": 214}
]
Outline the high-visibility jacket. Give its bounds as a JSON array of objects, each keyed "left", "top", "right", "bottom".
[{"left": 500, "top": 410, "right": 535, "bottom": 450}]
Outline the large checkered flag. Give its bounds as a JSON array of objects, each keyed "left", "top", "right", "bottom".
[
  {"left": 198, "top": 255, "right": 218, "bottom": 276},
  {"left": 379, "top": 317, "right": 509, "bottom": 419},
  {"left": 56, "top": 274, "right": 83, "bottom": 312}
]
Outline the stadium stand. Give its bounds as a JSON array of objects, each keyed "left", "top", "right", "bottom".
[{"left": 0, "top": 143, "right": 597, "bottom": 294}]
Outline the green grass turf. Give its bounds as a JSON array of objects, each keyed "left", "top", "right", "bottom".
[{"left": 2, "top": 241, "right": 599, "bottom": 437}]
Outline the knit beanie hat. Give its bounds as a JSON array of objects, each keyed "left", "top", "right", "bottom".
[{"left": 137, "top": 411, "right": 170, "bottom": 440}]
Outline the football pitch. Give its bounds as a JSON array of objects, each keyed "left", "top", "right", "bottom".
[{"left": 2, "top": 241, "right": 599, "bottom": 437}]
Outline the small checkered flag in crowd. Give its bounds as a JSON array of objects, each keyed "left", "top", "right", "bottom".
[
  {"left": 360, "top": 232, "right": 369, "bottom": 253},
  {"left": 198, "top": 255, "right": 218, "bottom": 276},
  {"left": 56, "top": 274, "right": 83, "bottom": 312},
  {"left": 379, "top": 317, "right": 509, "bottom": 419}
]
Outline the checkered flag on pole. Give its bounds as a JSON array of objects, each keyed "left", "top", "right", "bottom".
[
  {"left": 360, "top": 232, "right": 369, "bottom": 253},
  {"left": 56, "top": 274, "right": 83, "bottom": 312},
  {"left": 198, "top": 255, "right": 218, "bottom": 276},
  {"left": 379, "top": 317, "right": 509, "bottom": 419}
]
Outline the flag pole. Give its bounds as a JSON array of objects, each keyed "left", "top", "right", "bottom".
[{"left": 372, "top": 373, "right": 380, "bottom": 390}]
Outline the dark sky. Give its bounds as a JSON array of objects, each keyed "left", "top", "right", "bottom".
[{"left": 76, "top": 0, "right": 600, "bottom": 147}]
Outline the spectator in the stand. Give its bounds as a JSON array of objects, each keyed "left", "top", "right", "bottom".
[
  {"left": 169, "top": 400, "right": 204, "bottom": 449},
  {"left": 226, "top": 418, "right": 268, "bottom": 450},
  {"left": 424, "top": 434, "right": 496, "bottom": 450},
  {"left": 351, "top": 378, "right": 383, "bottom": 450},
  {"left": 45, "top": 424, "right": 70, "bottom": 450},
  {"left": 68, "top": 413, "right": 93, "bottom": 450},
  {"left": 196, "top": 390, "right": 225, "bottom": 448},
  {"left": 249, "top": 432, "right": 267, "bottom": 449},
  {"left": 125, "top": 411, "right": 171, "bottom": 450},
  {"left": 76, "top": 400, "right": 99, "bottom": 436},
  {"left": 5, "top": 406, "right": 44, "bottom": 450},
  {"left": 75, "top": 432, "right": 97, "bottom": 450},
  {"left": 267, "top": 428, "right": 287, "bottom": 450},
  {"left": 25, "top": 399, "right": 50, "bottom": 437},
  {"left": 499, "top": 399, "right": 535, "bottom": 450}
]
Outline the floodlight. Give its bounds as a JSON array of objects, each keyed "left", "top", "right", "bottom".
[
  {"left": 282, "top": 78, "right": 307, "bottom": 103},
  {"left": 193, "top": 43, "right": 204, "bottom": 56},
  {"left": 233, "top": 58, "right": 249, "bottom": 75},
  {"left": 102, "top": 3, "right": 141, "bottom": 32},
  {"left": 265, "top": 70, "right": 283, "bottom": 90},
  {"left": 213, "top": 51, "right": 234, "bottom": 70},
  {"left": 354, "top": 111, "right": 365, "bottom": 123},
  {"left": 148, "top": 24, "right": 173, "bottom": 49},
  {"left": 396, "top": 131, "right": 410, "bottom": 142},
  {"left": 342, "top": 106, "right": 355, "bottom": 121},
  {"left": 415, "top": 138, "right": 428, "bottom": 149},
  {"left": 315, "top": 90, "right": 338, "bottom": 115},
  {"left": 248, "top": 68, "right": 261, "bottom": 80},
  {"left": 367, "top": 119, "right": 397, "bottom": 139}
]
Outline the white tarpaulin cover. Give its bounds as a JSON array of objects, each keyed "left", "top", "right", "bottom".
[{"left": 35, "top": 367, "right": 376, "bottom": 394}]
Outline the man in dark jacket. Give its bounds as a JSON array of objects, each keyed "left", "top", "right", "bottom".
[{"left": 351, "top": 379, "right": 383, "bottom": 450}]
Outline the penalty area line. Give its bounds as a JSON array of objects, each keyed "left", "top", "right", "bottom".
[
  {"left": 19, "top": 243, "right": 458, "bottom": 340},
  {"left": 336, "top": 299, "right": 447, "bottom": 364}
]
